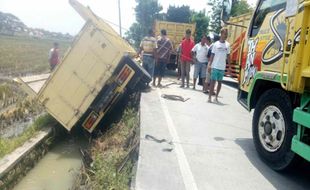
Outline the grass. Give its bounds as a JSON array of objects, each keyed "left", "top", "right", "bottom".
[
  {"left": 0, "top": 83, "right": 14, "bottom": 100},
  {"left": 0, "top": 35, "right": 70, "bottom": 75},
  {"left": 0, "top": 114, "right": 57, "bottom": 159},
  {"left": 0, "top": 81, "right": 25, "bottom": 109},
  {"left": 74, "top": 95, "right": 140, "bottom": 190},
  {"left": 0, "top": 97, "right": 45, "bottom": 133}
]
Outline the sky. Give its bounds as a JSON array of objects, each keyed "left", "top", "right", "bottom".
[{"left": 0, "top": 0, "right": 258, "bottom": 35}]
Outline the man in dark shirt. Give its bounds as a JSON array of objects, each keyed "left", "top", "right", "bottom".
[{"left": 154, "top": 29, "right": 172, "bottom": 87}]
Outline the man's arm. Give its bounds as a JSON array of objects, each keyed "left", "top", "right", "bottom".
[
  {"left": 226, "top": 43, "right": 231, "bottom": 65},
  {"left": 153, "top": 38, "right": 158, "bottom": 59},
  {"left": 208, "top": 53, "right": 214, "bottom": 72},
  {"left": 209, "top": 54, "right": 214, "bottom": 66},
  {"left": 180, "top": 46, "right": 182, "bottom": 55},
  {"left": 227, "top": 54, "right": 231, "bottom": 65},
  {"left": 153, "top": 46, "right": 157, "bottom": 60},
  {"left": 167, "top": 40, "right": 173, "bottom": 61},
  {"left": 208, "top": 43, "right": 216, "bottom": 70},
  {"left": 191, "top": 45, "right": 196, "bottom": 62},
  {"left": 138, "top": 39, "right": 144, "bottom": 57}
]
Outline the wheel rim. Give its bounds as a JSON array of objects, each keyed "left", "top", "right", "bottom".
[{"left": 258, "top": 105, "right": 286, "bottom": 152}]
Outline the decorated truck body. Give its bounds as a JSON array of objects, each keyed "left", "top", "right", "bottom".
[
  {"left": 153, "top": 20, "right": 196, "bottom": 70},
  {"left": 234, "top": 0, "right": 310, "bottom": 170},
  {"left": 14, "top": 0, "right": 151, "bottom": 133},
  {"left": 225, "top": 13, "right": 252, "bottom": 80}
]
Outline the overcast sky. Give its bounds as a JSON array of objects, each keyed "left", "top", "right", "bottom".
[{"left": 0, "top": 0, "right": 258, "bottom": 35}]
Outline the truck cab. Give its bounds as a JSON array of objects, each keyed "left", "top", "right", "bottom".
[{"left": 233, "top": 0, "right": 310, "bottom": 170}]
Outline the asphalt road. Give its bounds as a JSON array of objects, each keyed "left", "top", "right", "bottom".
[{"left": 134, "top": 76, "right": 310, "bottom": 190}]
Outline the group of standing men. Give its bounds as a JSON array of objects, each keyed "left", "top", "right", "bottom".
[
  {"left": 138, "top": 29, "right": 173, "bottom": 87},
  {"left": 188, "top": 28, "right": 231, "bottom": 103},
  {"left": 139, "top": 27, "right": 231, "bottom": 103}
]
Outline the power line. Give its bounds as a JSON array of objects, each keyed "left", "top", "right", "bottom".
[
  {"left": 102, "top": 18, "right": 129, "bottom": 33},
  {"left": 118, "top": 0, "right": 122, "bottom": 37}
]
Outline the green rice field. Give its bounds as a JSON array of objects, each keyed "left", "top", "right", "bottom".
[{"left": 0, "top": 35, "right": 70, "bottom": 76}]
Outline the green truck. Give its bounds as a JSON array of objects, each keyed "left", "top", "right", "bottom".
[{"left": 226, "top": 0, "right": 310, "bottom": 170}]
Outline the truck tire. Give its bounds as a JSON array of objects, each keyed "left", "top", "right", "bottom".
[{"left": 252, "top": 88, "right": 298, "bottom": 171}]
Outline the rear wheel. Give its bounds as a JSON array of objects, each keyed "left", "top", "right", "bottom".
[{"left": 253, "top": 88, "right": 298, "bottom": 171}]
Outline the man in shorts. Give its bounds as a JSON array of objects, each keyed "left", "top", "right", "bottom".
[
  {"left": 191, "top": 35, "right": 210, "bottom": 90},
  {"left": 208, "top": 28, "right": 230, "bottom": 103},
  {"left": 154, "top": 29, "right": 172, "bottom": 87},
  {"left": 205, "top": 35, "right": 219, "bottom": 93}
]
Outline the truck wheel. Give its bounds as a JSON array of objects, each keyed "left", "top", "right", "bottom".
[{"left": 252, "top": 88, "right": 298, "bottom": 171}]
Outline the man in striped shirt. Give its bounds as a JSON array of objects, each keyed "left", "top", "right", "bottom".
[{"left": 153, "top": 29, "right": 172, "bottom": 87}]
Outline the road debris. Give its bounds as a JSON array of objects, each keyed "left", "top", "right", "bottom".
[{"left": 161, "top": 94, "right": 190, "bottom": 102}]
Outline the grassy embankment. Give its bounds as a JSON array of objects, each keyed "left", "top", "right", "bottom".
[
  {"left": 0, "top": 114, "right": 57, "bottom": 158},
  {"left": 74, "top": 93, "right": 140, "bottom": 190}
]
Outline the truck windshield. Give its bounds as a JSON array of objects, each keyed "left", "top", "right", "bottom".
[
  {"left": 250, "top": 0, "right": 286, "bottom": 37},
  {"left": 260, "top": 0, "right": 286, "bottom": 9}
]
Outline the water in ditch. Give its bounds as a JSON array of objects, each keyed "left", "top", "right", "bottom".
[{"left": 13, "top": 136, "right": 87, "bottom": 190}]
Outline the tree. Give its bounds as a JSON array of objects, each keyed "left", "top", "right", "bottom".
[
  {"left": 125, "top": 23, "right": 143, "bottom": 48},
  {"left": 125, "top": 0, "right": 162, "bottom": 49},
  {"left": 231, "top": 0, "right": 253, "bottom": 17},
  {"left": 135, "top": 0, "right": 163, "bottom": 35},
  {"left": 166, "top": 5, "right": 191, "bottom": 23},
  {"left": 208, "top": 0, "right": 223, "bottom": 34},
  {"left": 191, "top": 10, "right": 210, "bottom": 43}
]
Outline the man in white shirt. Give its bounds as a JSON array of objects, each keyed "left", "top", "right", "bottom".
[
  {"left": 191, "top": 35, "right": 211, "bottom": 90},
  {"left": 208, "top": 28, "right": 230, "bottom": 103}
]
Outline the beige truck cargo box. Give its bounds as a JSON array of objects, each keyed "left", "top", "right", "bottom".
[
  {"left": 15, "top": 0, "right": 150, "bottom": 132},
  {"left": 154, "top": 20, "right": 196, "bottom": 50},
  {"left": 226, "top": 13, "right": 252, "bottom": 45},
  {"left": 153, "top": 20, "right": 196, "bottom": 70}
]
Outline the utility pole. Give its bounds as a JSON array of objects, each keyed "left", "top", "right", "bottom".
[{"left": 118, "top": 0, "right": 122, "bottom": 37}]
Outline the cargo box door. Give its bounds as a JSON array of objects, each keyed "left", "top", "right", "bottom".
[{"left": 14, "top": 74, "right": 50, "bottom": 98}]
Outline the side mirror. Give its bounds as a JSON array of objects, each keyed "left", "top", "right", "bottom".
[{"left": 286, "top": 0, "right": 298, "bottom": 17}]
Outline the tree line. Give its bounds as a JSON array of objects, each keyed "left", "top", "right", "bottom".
[{"left": 125, "top": 0, "right": 252, "bottom": 49}]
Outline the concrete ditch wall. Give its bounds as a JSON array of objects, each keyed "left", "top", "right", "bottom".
[{"left": 0, "top": 127, "right": 55, "bottom": 190}]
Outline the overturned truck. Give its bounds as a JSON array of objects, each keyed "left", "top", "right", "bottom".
[{"left": 15, "top": 0, "right": 151, "bottom": 133}]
